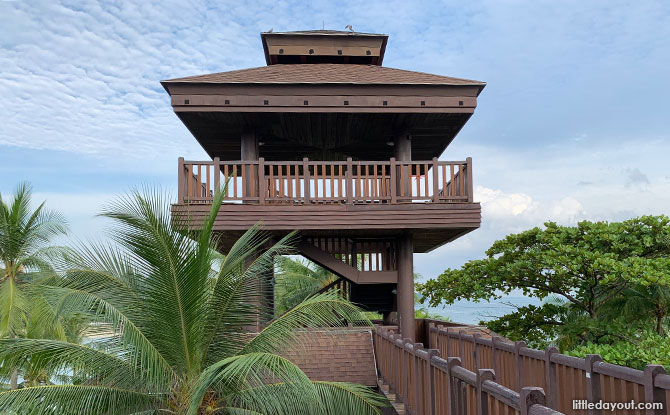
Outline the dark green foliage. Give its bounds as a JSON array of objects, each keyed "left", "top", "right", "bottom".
[{"left": 418, "top": 216, "right": 670, "bottom": 364}]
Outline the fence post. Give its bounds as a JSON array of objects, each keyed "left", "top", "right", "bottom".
[
  {"left": 643, "top": 365, "right": 667, "bottom": 415},
  {"left": 491, "top": 336, "right": 501, "bottom": 381},
  {"left": 302, "top": 158, "right": 310, "bottom": 203},
  {"left": 177, "top": 157, "right": 185, "bottom": 202},
  {"left": 390, "top": 157, "right": 397, "bottom": 204},
  {"left": 466, "top": 157, "right": 474, "bottom": 202},
  {"left": 458, "top": 330, "right": 465, "bottom": 361},
  {"left": 448, "top": 358, "right": 462, "bottom": 415},
  {"left": 544, "top": 346, "right": 558, "bottom": 409},
  {"left": 257, "top": 158, "right": 265, "bottom": 204},
  {"left": 413, "top": 343, "right": 424, "bottom": 415},
  {"left": 389, "top": 334, "right": 401, "bottom": 395},
  {"left": 432, "top": 157, "right": 440, "bottom": 202},
  {"left": 473, "top": 333, "right": 480, "bottom": 369},
  {"left": 520, "top": 387, "right": 546, "bottom": 415},
  {"left": 584, "top": 354, "right": 603, "bottom": 415},
  {"left": 514, "top": 341, "right": 527, "bottom": 391},
  {"left": 212, "top": 157, "right": 221, "bottom": 197},
  {"left": 426, "top": 349, "right": 440, "bottom": 415},
  {"left": 402, "top": 338, "right": 412, "bottom": 409},
  {"left": 346, "top": 157, "right": 353, "bottom": 204},
  {"left": 477, "top": 369, "right": 496, "bottom": 415},
  {"left": 444, "top": 328, "right": 451, "bottom": 357}
]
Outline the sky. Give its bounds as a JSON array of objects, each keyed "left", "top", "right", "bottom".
[{"left": 1, "top": 0, "right": 670, "bottom": 284}]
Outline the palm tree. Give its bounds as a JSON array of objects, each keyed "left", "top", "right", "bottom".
[
  {"left": 0, "top": 182, "right": 69, "bottom": 390},
  {"left": 274, "top": 256, "right": 337, "bottom": 315},
  {"left": 0, "top": 188, "right": 387, "bottom": 414},
  {"left": 600, "top": 284, "right": 670, "bottom": 336}
]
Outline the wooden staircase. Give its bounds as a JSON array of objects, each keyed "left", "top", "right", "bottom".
[{"left": 296, "top": 237, "right": 398, "bottom": 313}]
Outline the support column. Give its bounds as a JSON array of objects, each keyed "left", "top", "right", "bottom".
[
  {"left": 241, "top": 129, "right": 259, "bottom": 199},
  {"left": 397, "top": 234, "right": 415, "bottom": 341},
  {"left": 394, "top": 132, "right": 411, "bottom": 160},
  {"left": 394, "top": 132, "right": 412, "bottom": 201}
]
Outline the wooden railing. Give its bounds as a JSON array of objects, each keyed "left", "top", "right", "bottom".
[
  {"left": 425, "top": 324, "right": 670, "bottom": 415},
  {"left": 374, "top": 326, "right": 564, "bottom": 415},
  {"left": 177, "top": 157, "right": 473, "bottom": 205},
  {"left": 306, "top": 237, "right": 397, "bottom": 272}
]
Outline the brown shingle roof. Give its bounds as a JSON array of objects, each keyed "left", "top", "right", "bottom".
[
  {"left": 162, "top": 64, "right": 485, "bottom": 86},
  {"left": 279, "top": 327, "right": 378, "bottom": 387}
]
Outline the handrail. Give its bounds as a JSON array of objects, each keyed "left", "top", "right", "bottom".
[
  {"left": 177, "top": 157, "right": 474, "bottom": 205},
  {"left": 427, "top": 323, "right": 669, "bottom": 414},
  {"left": 374, "top": 326, "right": 564, "bottom": 415}
]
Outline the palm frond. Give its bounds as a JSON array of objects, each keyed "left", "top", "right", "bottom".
[
  {"left": 46, "top": 285, "right": 176, "bottom": 386},
  {"left": 190, "top": 352, "right": 321, "bottom": 415},
  {"left": 202, "top": 230, "right": 297, "bottom": 363},
  {"left": 240, "top": 291, "right": 369, "bottom": 356},
  {"left": 0, "top": 384, "right": 159, "bottom": 415},
  {"left": 0, "top": 277, "right": 28, "bottom": 336},
  {"left": 313, "top": 381, "right": 388, "bottom": 415}
]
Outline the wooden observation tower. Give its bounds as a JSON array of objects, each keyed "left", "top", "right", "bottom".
[{"left": 163, "top": 30, "right": 485, "bottom": 340}]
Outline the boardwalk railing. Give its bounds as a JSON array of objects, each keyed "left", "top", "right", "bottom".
[
  {"left": 426, "top": 324, "right": 670, "bottom": 415},
  {"left": 177, "top": 157, "right": 473, "bottom": 205},
  {"left": 374, "top": 326, "right": 564, "bottom": 415}
]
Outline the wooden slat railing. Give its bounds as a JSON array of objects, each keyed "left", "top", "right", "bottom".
[
  {"left": 374, "top": 326, "right": 564, "bottom": 415},
  {"left": 426, "top": 324, "right": 670, "bottom": 415},
  {"left": 177, "top": 157, "right": 473, "bottom": 205}
]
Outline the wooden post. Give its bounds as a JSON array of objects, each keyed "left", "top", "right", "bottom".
[
  {"left": 397, "top": 234, "right": 415, "bottom": 341},
  {"left": 426, "top": 349, "right": 440, "bottom": 415},
  {"left": 458, "top": 330, "right": 465, "bottom": 360},
  {"left": 390, "top": 157, "right": 397, "bottom": 204},
  {"left": 466, "top": 157, "right": 474, "bottom": 202},
  {"left": 544, "top": 346, "right": 558, "bottom": 409},
  {"left": 432, "top": 157, "right": 440, "bottom": 202},
  {"left": 346, "top": 157, "right": 353, "bottom": 204},
  {"left": 520, "top": 387, "right": 546, "bottom": 415},
  {"left": 177, "top": 157, "right": 185, "bottom": 203},
  {"left": 476, "top": 369, "right": 496, "bottom": 415},
  {"left": 447, "top": 358, "right": 461, "bottom": 415},
  {"left": 515, "top": 341, "right": 526, "bottom": 391},
  {"left": 303, "top": 158, "right": 310, "bottom": 203},
  {"left": 643, "top": 365, "right": 667, "bottom": 415},
  {"left": 473, "top": 333, "right": 480, "bottom": 370},
  {"left": 445, "top": 328, "right": 451, "bottom": 357},
  {"left": 403, "top": 338, "right": 412, "bottom": 409},
  {"left": 584, "top": 354, "right": 603, "bottom": 415},
  {"left": 413, "top": 343, "right": 423, "bottom": 415},
  {"left": 492, "top": 336, "right": 501, "bottom": 381},
  {"left": 258, "top": 158, "right": 265, "bottom": 204},
  {"left": 213, "top": 157, "right": 221, "bottom": 196}
]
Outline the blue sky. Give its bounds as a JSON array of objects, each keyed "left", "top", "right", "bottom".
[{"left": 1, "top": 0, "right": 670, "bottom": 282}]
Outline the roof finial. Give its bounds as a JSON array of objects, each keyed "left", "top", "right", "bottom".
[{"left": 345, "top": 24, "right": 354, "bottom": 32}]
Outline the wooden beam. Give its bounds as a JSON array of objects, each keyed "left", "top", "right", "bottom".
[{"left": 296, "top": 241, "right": 397, "bottom": 284}]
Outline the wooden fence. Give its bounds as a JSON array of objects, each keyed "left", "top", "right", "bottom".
[
  {"left": 423, "top": 324, "right": 670, "bottom": 415},
  {"left": 374, "top": 326, "right": 564, "bottom": 415},
  {"left": 177, "top": 157, "right": 473, "bottom": 205}
]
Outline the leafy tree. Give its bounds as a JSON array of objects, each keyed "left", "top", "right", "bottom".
[
  {"left": 567, "top": 330, "right": 670, "bottom": 370},
  {"left": 0, "top": 182, "right": 69, "bottom": 389},
  {"left": 0, "top": 188, "right": 387, "bottom": 414},
  {"left": 274, "top": 257, "right": 337, "bottom": 315},
  {"left": 418, "top": 216, "right": 670, "bottom": 348}
]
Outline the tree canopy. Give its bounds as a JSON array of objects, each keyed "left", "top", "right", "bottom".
[{"left": 418, "top": 216, "right": 670, "bottom": 352}]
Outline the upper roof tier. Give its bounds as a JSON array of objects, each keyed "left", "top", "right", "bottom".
[
  {"left": 162, "top": 30, "right": 486, "bottom": 161},
  {"left": 260, "top": 30, "right": 388, "bottom": 65}
]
